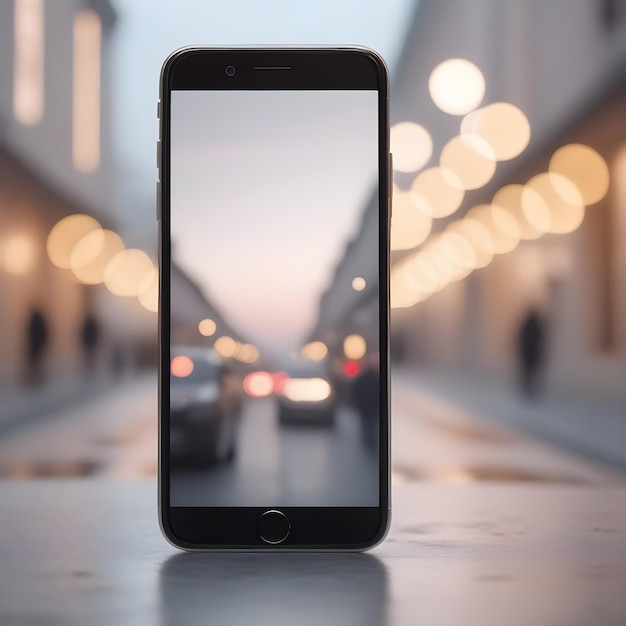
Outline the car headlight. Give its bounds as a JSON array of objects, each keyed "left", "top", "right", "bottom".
[{"left": 280, "top": 377, "right": 331, "bottom": 402}]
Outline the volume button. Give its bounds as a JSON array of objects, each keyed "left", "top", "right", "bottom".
[
  {"left": 156, "top": 140, "right": 161, "bottom": 174},
  {"left": 388, "top": 152, "right": 393, "bottom": 216},
  {"left": 156, "top": 181, "right": 161, "bottom": 222}
]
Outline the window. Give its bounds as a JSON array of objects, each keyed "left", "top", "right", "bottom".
[
  {"left": 73, "top": 9, "right": 101, "bottom": 172},
  {"left": 13, "top": 0, "right": 44, "bottom": 125}
]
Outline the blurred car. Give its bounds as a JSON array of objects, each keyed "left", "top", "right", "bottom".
[
  {"left": 275, "top": 361, "right": 336, "bottom": 425},
  {"left": 170, "top": 346, "right": 242, "bottom": 467}
]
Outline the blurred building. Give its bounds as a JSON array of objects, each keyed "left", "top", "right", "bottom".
[
  {"left": 390, "top": 0, "right": 626, "bottom": 398},
  {"left": 170, "top": 261, "right": 249, "bottom": 350},
  {"left": 0, "top": 0, "right": 119, "bottom": 385},
  {"left": 309, "top": 188, "right": 380, "bottom": 355}
]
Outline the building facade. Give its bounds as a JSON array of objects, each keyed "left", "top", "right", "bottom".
[
  {"left": 0, "top": 0, "right": 118, "bottom": 385},
  {"left": 390, "top": 0, "right": 626, "bottom": 398}
]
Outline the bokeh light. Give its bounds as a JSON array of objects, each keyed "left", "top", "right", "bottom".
[
  {"left": 301, "top": 341, "right": 328, "bottom": 362},
  {"left": 426, "top": 239, "right": 472, "bottom": 283},
  {"left": 214, "top": 336, "right": 237, "bottom": 358},
  {"left": 70, "top": 228, "right": 124, "bottom": 284},
  {"left": 351, "top": 276, "right": 366, "bottom": 291},
  {"left": 104, "top": 249, "right": 154, "bottom": 297},
  {"left": 390, "top": 121, "right": 433, "bottom": 172},
  {"left": 2, "top": 235, "right": 37, "bottom": 275},
  {"left": 461, "top": 102, "right": 530, "bottom": 160},
  {"left": 138, "top": 267, "right": 158, "bottom": 313},
  {"left": 343, "top": 334, "right": 366, "bottom": 360},
  {"left": 391, "top": 273, "right": 427, "bottom": 309},
  {"left": 235, "top": 343, "right": 260, "bottom": 364},
  {"left": 243, "top": 371, "right": 274, "bottom": 397},
  {"left": 440, "top": 134, "right": 496, "bottom": 190},
  {"left": 47, "top": 214, "right": 101, "bottom": 269},
  {"left": 439, "top": 231, "right": 477, "bottom": 271},
  {"left": 523, "top": 172, "right": 586, "bottom": 234},
  {"left": 198, "top": 318, "right": 217, "bottom": 337},
  {"left": 280, "top": 378, "right": 331, "bottom": 402},
  {"left": 466, "top": 204, "right": 520, "bottom": 254},
  {"left": 492, "top": 185, "right": 543, "bottom": 240},
  {"left": 343, "top": 361, "right": 360, "bottom": 377},
  {"left": 446, "top": 218, "right": 494, "bottom": 268},
  {"left": 391, "top": 191, "right": 432, "bottom": 250},
  {"left": 171, "top": 355, "right": 193, "bottom": 378},
  {"left": 428, "top": 58, "right": 485, "bottom": 115},
  {"left": 549, "top": 143, "right": 609, "bottom": 205},
  {"left": 410, "top": 167, "right": 464, "bottom": 218}
]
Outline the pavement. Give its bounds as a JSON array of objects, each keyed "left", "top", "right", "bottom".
[
  {"left": 1, "top": 369, "right": 624, "bottom": 625},
  {"left": 392, "top": 370, "right": 623, "bottom": 486},
  {"left": 0, "top": 373, "right": 122, "bottom": 438},
  {"left": 393, "top": 366, "right": 626, "bottom": 473},
  {"left": 0, "top": 372, "right": 158, "bottom": 479},
  {"left": 0, "top": 368, "right": 622, "bottom": 488}
]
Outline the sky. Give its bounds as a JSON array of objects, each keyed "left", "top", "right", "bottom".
[
  {"left": 170, "top": 90, "right": 378, "bottom": 356},
  {"left": 109, "top": 0, "right": 414, "bottom": 242}
]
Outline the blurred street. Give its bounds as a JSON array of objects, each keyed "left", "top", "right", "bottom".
[
  {"left": 1, "top": 0, "right": 625, "bottom": 498},
  {"left": 0, "top": 372, "right": 621, "bottom": 488},
  {"left": 171, "top": 398, "right": 378, "bottom": 507},
  {"left": 2, "top": 1, "right": 626, "bottom": 623}
]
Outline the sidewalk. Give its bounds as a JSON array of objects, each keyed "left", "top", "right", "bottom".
[
  {"left": 0, "top": 372, "right": 157, "bottom": 479},
  {"left": 392, "top": 367, "right": 626, "bottom": 472},
  {"left": 0, "top": 372, "right": 138, "bottom": 439}
]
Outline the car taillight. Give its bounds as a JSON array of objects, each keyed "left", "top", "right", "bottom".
[
  {"left": 243, "top": 371, "right": 274, "bottom": 398},
  {"left": 171, "top": 356, "right": 194, "bottom": 377},
  {"left": 272, "top": 371, "right": 289, "bottom": 395},
  {"left": 343, "top": 360, "right": 360, "bottom": 377}
]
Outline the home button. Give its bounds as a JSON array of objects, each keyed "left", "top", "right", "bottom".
[{"left": 258, "top": 510, "right": 290, "bottom": 544}]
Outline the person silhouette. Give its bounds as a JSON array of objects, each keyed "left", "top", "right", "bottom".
[
  {"left": 25, "top": 307, "right": 48, "bottom": 385},
  {"left": 517, "top": 309, "right": 546, "bottom": 398},
  {"left": 81, "top": 312, "right": 100, "bottom": 374},
  {"left": 351, "top": 354, "right": 380, "bottom": 450}
]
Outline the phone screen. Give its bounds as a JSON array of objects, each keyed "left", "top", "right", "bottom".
[{"left": 168, "top": 88, "right": 381, "bottom": 508}]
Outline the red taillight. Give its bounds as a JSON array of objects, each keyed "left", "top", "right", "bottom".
[
  {"left": 171, "top": 355, "right": 194, "bottom": 377},
  {"left": 343, "top": 360, "right": 360, "bottom": 377},
  {"left": 272, "top": 371, "right": 289, "bottom": 395},
  {"left": 243, "top": 371, "right": 274, "bottom": 398}
]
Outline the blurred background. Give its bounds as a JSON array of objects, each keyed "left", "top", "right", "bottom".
[{"left": 0, "top": 0, "right": 625, "bottom": 490}]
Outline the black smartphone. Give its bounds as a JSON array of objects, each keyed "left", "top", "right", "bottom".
[{"left": 158, "top": 47, "right": 390, "bottom": 550}]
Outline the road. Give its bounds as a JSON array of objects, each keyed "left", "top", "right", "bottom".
[
  {"left": 171, "top": 396, "right": 378, "bottom": 507},
  {"left": 0, "top": 370, "right": 622, "bottom": 490}
]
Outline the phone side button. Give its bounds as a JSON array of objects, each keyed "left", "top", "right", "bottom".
[
  {"left": 257, "top": 510, "right": 290, "bottom": 545},
  {"left": 156, "top": 181, "right": 161, "bottom": 222}
]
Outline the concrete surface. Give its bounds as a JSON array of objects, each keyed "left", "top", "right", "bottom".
[{"left": 1, "top": 480, "right": 626, "bottom": 626}]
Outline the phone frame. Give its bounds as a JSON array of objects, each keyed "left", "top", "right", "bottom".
[{"left": 158, "top": 47, "right": 390, "bottom": 550}]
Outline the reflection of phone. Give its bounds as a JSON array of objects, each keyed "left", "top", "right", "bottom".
[
  {"left": 159, "top": 553, "right": 388, "bottom": 624},
  {"left": 158, "top": 47, "right": 390, "bottom": 549}
]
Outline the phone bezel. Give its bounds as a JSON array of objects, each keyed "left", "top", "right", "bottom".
[{"left": 158, "top": 47, "right": 390, "bottom": 550}]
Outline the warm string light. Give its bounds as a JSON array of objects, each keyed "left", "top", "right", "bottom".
[
  {"left": 389, "top": 57, "right": 608, "bottom": 309},
  {"left": 391, "top": 143, "right": 609, "bottom": 309},
  {"left": 45, "top": 214, "right": 157, "bottom": 312}
]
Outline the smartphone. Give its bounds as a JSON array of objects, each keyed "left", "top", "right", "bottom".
[{"left": 158, "top": 47, "right": 390, "bottom": 549}]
